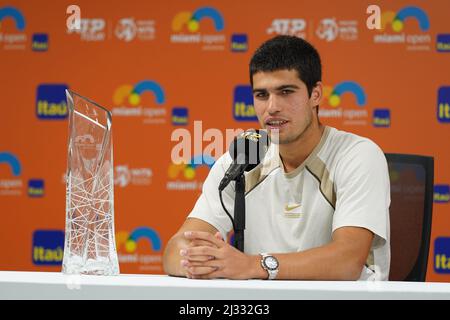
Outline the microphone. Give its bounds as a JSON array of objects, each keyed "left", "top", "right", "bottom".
[{"left": 218, "top": 129, "right": 269, "bottom": 191}]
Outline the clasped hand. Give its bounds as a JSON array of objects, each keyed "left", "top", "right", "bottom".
[{"left": 180, "top": 231, "right": 253, "bottom": 280}]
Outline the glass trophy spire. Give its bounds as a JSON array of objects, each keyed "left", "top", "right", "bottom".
[{"left": 62, "top": 90, "right": 120, "bottom": 275}]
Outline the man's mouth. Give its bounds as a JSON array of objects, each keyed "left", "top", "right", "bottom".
[{"left": 265, "top": 119, "right": 289, "bottom": 129}]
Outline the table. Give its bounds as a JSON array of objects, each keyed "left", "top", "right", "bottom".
[{"left": 1, "top": 271, "right": 450, "bottom": 299}]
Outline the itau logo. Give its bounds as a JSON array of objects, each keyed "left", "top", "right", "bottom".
[
  {"left": 373, "top": 6, "right": 431, "bottom": 50},
  {"left": 112, "top": 80, "right": 167, "bottom": 124},
  {"left": 437, "top": 87, "right": 450, "bottom": 123},
  {"left": 319, "top": 81, "right": 370, "bottom": 126},
  {"left": 233, "top": 85, "right": 257, "bottom": 122},
  {"left": 373, "top": 109, "right": 391, "bottom": 128},
  {"left": 32, "top": 230, "right": 64, "bottom": 266},
  {"left": 36, "top": 84, "right": 69, "bottom": 120},
  {"left": 434, "top": 237, "right": 450, "bottom": 274},
  {"left": 170, "top": 6, "right": 225, "bottom": 50},
  {"left": 0, "top": 6, "right": 27, "bottom": 50},
  {"left": 436, "top": 34, "right": 450, "bottom": 53}
]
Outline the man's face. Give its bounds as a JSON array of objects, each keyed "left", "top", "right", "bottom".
[{"left": 252, "top": 69, "right": 321, "bottom": 144}]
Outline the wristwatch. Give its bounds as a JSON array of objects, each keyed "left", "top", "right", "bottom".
[{"left": 260, "top": 253, "right": 279, "bottom": 280}]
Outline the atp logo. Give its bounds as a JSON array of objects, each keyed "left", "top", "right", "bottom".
[
  {"left": 172, "top": 7, "right": 224, "bottom": 32},
  {"left": 0, "top": 152, "right": 23, "bottom": 196},
  {"left": 0, "top": 6, "right": 27, "bottom": 50},
  {"left": 112, "top": 80, "right": 167, "bottom": 124},
  {"left": 320, "top": 81, "right": 369, "bottom": 126},
  {"left": 380, "top": 6, "right": 429, "bottom": 33},
  {"left": 323, "top": 81, "right": 366, "bottom": 108},
  {"left": 373, "top": 6, "right": 431, "bottom": 50},
  {"left": 116, "top": 227, "right": 163, "bottom": 272},
  {"left": 170, "top": 7, "right": 225, "bottom": 49},
  {"left": 167, "top": 155, "right": 215, "bottom": 191}
]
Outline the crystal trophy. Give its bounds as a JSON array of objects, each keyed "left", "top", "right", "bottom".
[{"left": 62, "top": 90, "right": 120, "bottom": 275}]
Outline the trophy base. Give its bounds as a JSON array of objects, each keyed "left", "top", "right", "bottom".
[{"left": 62, "top": 255, "right": 120, "bottom": 276}]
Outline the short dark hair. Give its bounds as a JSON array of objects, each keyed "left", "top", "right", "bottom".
[{"left": 249, "top": 35, "right": 322, "bottom": 97}]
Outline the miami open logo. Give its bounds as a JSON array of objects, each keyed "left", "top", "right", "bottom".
[
  {"left": 170, "top": 6, "right": 226, "bottom": 50},
  {"left": 116, "top": 227, "right": 163, "bottom": 272},
  {"left": 167, "top": 154, "right": 215, "bottom": 191},
  {"left": 0, "top": 6, "right": 26, "bottom": 49},
  {"left": 320, "top": 81, "right": 370, "bottom": 126},
  {"left": 112, "top": 80, "right": 167, "bottom": 124},
  {"left": 0, "top": 152, "right": 22, "bottom": 196},
  {"left": 373, "top": 6, "right": 431, "bottom": 50}
]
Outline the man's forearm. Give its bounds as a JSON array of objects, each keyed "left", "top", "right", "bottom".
[{"left": 250, "top": 242, "right": 366, "bottom": 280}]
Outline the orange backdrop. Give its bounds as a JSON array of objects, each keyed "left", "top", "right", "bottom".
[{"left": 0, "top": 0, "right": 449, "bottom": 281}]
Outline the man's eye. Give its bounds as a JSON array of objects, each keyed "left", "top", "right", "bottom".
[
  {"left": 281, "top": 90, "right": 293, "bottom": 95},
  {"left": 255, "top": 92, "right": 268, "bottom": 98}
]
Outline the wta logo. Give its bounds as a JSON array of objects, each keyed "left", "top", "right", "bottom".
[
  {"left": 117, "top": 227, "right": 162, "bottom": 253},
  {"left": 323, "top": 81, "right": 366, "bottom": 108},
  {"left": 380, "top": 6, "right": 429, "bottom": 33},
  {"left": 0, "top": 6, "right": 25, "bottom": 31},
  {"left": 172, "top": 7, "right": 224, "bottom": 32},
  {"left": 112, "top": 80, "right": 167, "bottom": 124}
]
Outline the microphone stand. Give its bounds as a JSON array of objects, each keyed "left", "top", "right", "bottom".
[{"left": 233, "top": 173, "right": 246, "bottom": 252}]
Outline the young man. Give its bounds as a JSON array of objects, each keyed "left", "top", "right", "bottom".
[{"left": 163, "top": 35, "right": 390, "bottom": 281}]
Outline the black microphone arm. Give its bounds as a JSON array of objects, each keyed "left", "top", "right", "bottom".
[
  {"left": 218, "top": 153, "right": 247, "bottom": 191},
  {"left": 218, "top": 129, "right": 269, "bottom": 252}
]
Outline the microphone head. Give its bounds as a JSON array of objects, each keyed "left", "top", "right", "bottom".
[{"left": 228, "top": 129, "right": 269, "bottom": 171}]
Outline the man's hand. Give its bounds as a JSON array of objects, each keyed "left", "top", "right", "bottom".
[{"left": 180, "top": 231, "right": 259, "bottom": 280}]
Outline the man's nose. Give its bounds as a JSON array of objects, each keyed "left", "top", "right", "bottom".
[{"left": 267, "top": 94, "right": 281, "bottom": 114}]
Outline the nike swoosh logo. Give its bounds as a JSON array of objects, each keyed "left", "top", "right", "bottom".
[{"left": 285, "top": 204, "right": 301, "bottom": 212}]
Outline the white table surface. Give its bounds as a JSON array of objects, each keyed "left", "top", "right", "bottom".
[{"left": 1, "top": 271, "right": 450, "bottom": 300}]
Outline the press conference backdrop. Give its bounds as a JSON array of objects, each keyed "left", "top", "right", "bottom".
[{"left": 0, "top": 0, "right": 449, "bottom": 281}]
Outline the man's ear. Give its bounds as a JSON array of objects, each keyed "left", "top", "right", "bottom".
[{"left": 310, "top": 81, "right": 323, "bottom": 106}]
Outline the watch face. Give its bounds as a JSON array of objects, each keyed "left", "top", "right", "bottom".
[{"left": 264, "top": 256, "right": 279, "bottom": 270}]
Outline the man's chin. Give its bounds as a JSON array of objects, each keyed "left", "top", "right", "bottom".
[{"left": 267, "top": 129, "right": 289, "bottom": 145}]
